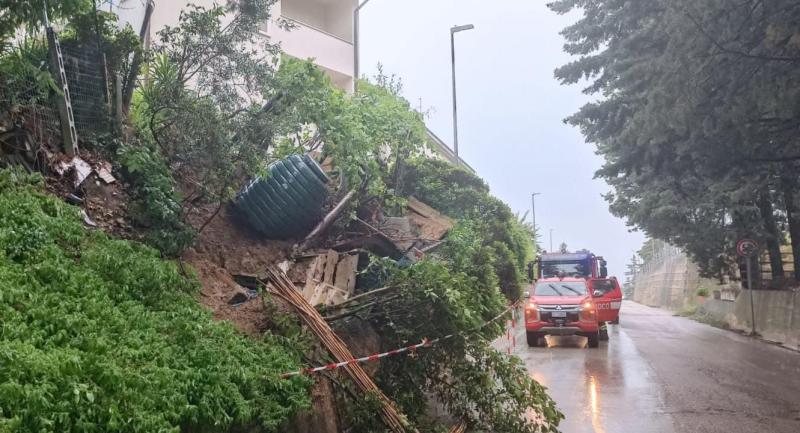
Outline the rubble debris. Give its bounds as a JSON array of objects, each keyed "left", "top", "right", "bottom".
[
  {"left": 263, "top": 267, "right": 411, "bottom": 433},
  {"left": 352, "top": 197, "right": 454, "bottom": 260},
  {"left": 95, "top": 161, "right": 116, "bottom": 184},
  {"left": 1, "top": 153, "right": 34, "bottom": 173},
  {"left": 377, "top": 217, "right": 415, "bottom": 250},
  {"left": 301, "top": 250, "right": 359, "bottom": 307},
  {"left": 333, "top": 233, "right": 404, "bottom": 260},
  {"left": 228, "top": 288, "right": 259, "bottom": 307},
  {"left": 55, "top": 156, "right": 92, "bottom": 187},
  {"left": 81, "top": 210, "right": 97, "bottom": 227},
  {"left": 406, "top": 196, "right": 454, "bottom": 241},
  {"left": 66, "top": 192, "right": 84, "bottom": 205}
]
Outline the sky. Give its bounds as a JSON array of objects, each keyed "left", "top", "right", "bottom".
[{"left": 359, "top": 0, "right": 645, "bottom": 278}]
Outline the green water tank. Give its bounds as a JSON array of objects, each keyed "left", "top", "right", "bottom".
[{"left": 234, "top": 154, "right": 329, "bottom": 238}]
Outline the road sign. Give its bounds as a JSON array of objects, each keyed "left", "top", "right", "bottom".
[{"left": 737, "top": 239, "right": 758, "bottom": 257}]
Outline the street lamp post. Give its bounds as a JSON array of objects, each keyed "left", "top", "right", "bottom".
[
  {"left": 549, "top": 229, "right": 554, "bottom": 253},
  {"left": 531, "top": 192, "right": 541, "bottom": 242},
  {"left": 450, "top": 24, "right": 474, "bottom": 157},
  {"left": 353, "top": 0, "right": 372, "bottom": 93}
]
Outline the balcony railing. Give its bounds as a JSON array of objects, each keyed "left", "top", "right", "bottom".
[{"left": 262, "top": 16, "right": 354, "bottom": 79}]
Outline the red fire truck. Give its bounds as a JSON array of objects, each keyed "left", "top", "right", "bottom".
[{"left": 525, "top": 250, "right": 622, "bottom": 345}]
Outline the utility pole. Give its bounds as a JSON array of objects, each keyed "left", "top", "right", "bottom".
[
  {"left": 549, "top": 229, "right": 554, "bottom": 252},
  {"left": 531, "top": 192, "right": 541, "bottom": 243},
  {"left": 450, "top": 24, "right": 474, "bottom": 157},
  {"left": 353, "top": 0, "right": 372, "bottom": 93}
]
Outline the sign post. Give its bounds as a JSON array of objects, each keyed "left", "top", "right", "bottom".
[{"left": 737, "top": 239, "right": 759, "bottom": 336}]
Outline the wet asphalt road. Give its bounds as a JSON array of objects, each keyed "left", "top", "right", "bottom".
[{"left": 511, "top": 301, "right": 800, "bottom": 433}]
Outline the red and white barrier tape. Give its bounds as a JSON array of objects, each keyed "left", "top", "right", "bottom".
[
  {"left": 281, "top": 300, "right": 520, "bottom": 378},
  {"left": 507, "top": 307, "right": 518, "bottom": 355}
]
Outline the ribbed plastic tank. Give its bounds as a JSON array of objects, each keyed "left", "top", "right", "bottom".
[{"left": 234, "top": 154, "right": 329, "bottom": 238}]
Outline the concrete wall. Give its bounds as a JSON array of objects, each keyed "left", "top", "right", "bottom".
[
  {"left": 721, "top": 290, "right": 799, "bottom": 350},
  {"left": 632, "top": 255, "right": 697, "bottom": 310},
  {"left": 635, "top": 252, "right": 799, "bottom": 350}
]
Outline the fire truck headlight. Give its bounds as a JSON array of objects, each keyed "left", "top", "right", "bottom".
[{"left": 525, "top": 303, "right": 539, "bottom": 321}]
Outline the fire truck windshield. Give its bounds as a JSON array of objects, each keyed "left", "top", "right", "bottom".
[
  {"left": 541, "top": 261, "right": 591, "bottom": 278},
  {"left": 534, "top": 281, "right": 588, "bottom": 296}
]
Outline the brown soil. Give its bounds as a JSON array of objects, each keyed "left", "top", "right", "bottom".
[
  {"left": 43, "top": 149, "right": 134, "bottom": 238},
  {"left": 183, "top": 203, "right": 296, "bottom": 335}
]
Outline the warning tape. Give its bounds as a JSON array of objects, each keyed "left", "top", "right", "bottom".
[{"left": 281, "top": 301, "right": 521, "bottom": 378}]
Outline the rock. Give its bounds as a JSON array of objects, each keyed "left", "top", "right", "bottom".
[{"left": 227, "top": 290, "right": 250, "bottom": 306}]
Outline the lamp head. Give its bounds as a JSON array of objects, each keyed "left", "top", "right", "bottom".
[{"left": 451, "top": 24, "right": 475, "bottom": 33}]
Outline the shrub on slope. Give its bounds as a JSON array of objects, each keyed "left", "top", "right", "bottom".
[{"left": 0, "top": 170, "right": 309, "bottom": 433}]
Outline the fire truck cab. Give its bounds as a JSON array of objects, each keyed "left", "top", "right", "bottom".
[{"left": 524, "top": 276, "right": 602, "bottom": 348}]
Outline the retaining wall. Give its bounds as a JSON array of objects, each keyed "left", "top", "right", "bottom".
[
  {"left": 709, "top": 290, "right": 800, "bottom": 350},
  {"left": 635, "top": 254, "right": 799, "bottom": 350}
]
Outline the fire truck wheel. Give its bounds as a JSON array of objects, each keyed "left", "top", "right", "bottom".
[
  {"left": 611, "top": 317, "right": 620, "bottom": 325},
  {"left": 526, "top": 332, "right": 543, "bottom": 347},
  {"left": 587, "top": 331, "right": 600, "bottom": 348}
]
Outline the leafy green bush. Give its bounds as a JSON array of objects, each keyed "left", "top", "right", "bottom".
[
  {"left": 60, "top": 9, "right": 142, "bottom": 79},
  {"left": 0, "top": 37, "right": 55, "bottom": 108},
  {"left": 0, "top": 169, "right": 309, "bottom": 432},
  {"left": 271, "top": 58, "right": 428, "bottom": 202},
  {"left": 350, "top": 258, "right": 561, "bottom": 433},
  {"left": 399, "top": 158, "right": 533, "bottom": 299},
  {"left": 135, "top": 3, "right": 279, "bottom": 208},
  {"left": 117, "top": 142, "right": 196, "bottom": 256},
  {"left": 696, "top": 287, "right": 710, "bottom": 297}
]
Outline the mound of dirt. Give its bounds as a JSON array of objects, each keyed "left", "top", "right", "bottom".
[{"left": 184, "top": 203, "right": 295, "bottom": 335}]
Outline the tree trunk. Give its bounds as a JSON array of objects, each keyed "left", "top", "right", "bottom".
[
  {"left": 781, "top": 176, "right": 800, "bottom": 281},
  {"left": 122, "top": 0, "right": 155, "bottom": 113},
  {"left": 757, "top": 192, "right": 785, "bottom": 282}
]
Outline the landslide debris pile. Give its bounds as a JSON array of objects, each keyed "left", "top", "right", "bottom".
[{"left": 0, "top": 170, "right": 310, "bottom": 433}]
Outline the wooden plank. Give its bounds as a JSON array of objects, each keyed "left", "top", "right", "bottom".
[
  {"left": 322, "top": 250, "right": 339, "bottom": 285},
  {"left": 333, "top": 254, "right": 359, "bottom": 296},
  {"left": 302, "top": 255, "right": 327, "bottom": 300}
]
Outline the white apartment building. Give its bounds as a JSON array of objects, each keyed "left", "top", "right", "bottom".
[
  {"left": 112, "top": 0, "right": 356, "bottom": 92},
  {"left": 112, "top": 0, "right": 470, "bottom": 171}
]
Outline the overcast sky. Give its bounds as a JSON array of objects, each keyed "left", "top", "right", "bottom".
[{"left": 359, "top": 0, "right": 645, "bottom": 278}]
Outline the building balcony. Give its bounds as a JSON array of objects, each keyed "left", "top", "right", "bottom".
[{"left": 264, "top": 0, "right": 356, "bottom": 91}]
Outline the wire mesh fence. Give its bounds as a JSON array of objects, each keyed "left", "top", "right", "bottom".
[
  {"left": 1, "top": 25, "right": 113, "bottom": 166},
  {"left": 60, "top": 41, "right": 111, "bottom": 139},
  {"left": 0, "top": 75, "right": 63, "bottom": 167}
]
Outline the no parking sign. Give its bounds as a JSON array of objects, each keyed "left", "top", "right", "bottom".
[{"left": 737, "top": 239, "right": 758, "bottom": 257}]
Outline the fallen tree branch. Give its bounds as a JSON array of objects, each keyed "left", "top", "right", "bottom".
[
  {"left": 323, "top": 294, "right": 403, "bottom": 322},
  {"left": 324, "top": 286, "right": 396, "bottom": 310},
  {"left": 298, "top": 189, "right": 356, "bottom": 251}
]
